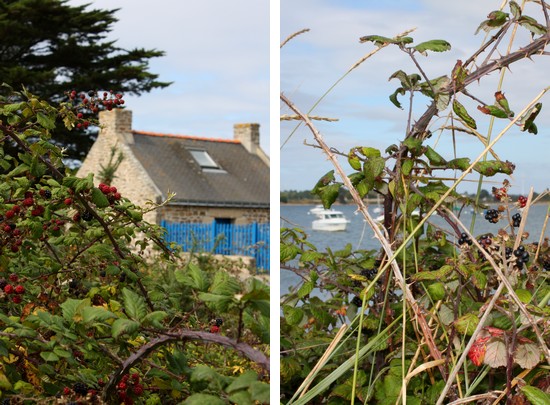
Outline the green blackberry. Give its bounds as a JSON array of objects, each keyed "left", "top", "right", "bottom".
[
  {"left": 81, "top": 211, "right": 94, "bottom": 221},
  {"left": 73, "top": 382, "right": 88, "bottom": 395},
  {"left": 484, "top": 209, "right": 499, "bottom": 223}
]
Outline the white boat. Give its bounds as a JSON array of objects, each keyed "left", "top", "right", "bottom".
[{"left": 309, "top": 205, "right": 350, "bottom": 231}]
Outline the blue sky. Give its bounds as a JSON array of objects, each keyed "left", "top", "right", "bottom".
[
  {"left": 281, "top": 0, "right": 550, "bottom": 194},
  {"left": 69, "top": 0, "right": 270, "bottom": 154}
]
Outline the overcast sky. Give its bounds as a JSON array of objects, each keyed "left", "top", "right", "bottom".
[
  {"left": 69, "top": 0, "right": 270, "bottom": 154},
  {"left": 281, "top": 0, "right": 550, "bottom": 194}
]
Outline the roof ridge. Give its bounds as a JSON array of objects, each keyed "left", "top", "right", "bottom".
[{"left": 132, "top": 130, "right": 241, "bottom": 144}]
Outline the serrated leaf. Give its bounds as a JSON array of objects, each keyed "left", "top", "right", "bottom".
[
  {"left": 249, "top": 381, "right": 270, "bottom": 403},
  {"left": 403, "top": 137, "right": 423, "bottom": 156},
  {"left": 436, "top": 92, "right": 451, "bottom": 112},
  {"left": 454, "top": 313, "right": 479, "bottom": 335},
  {"left": 40, "top": 351, "right": 60, "bottom": 362},
  {"left": 175, "top": 263, "right": 209, "bottom": 291},
  {"left": 448, "top": 157, "right": 471, "bottom": 171},
  {"left": 452, "top": 100, "right": 477, "bottom": 129},
  {"left": 280, "top": 243, "right": 301, "bottom": 262},
  {"left": 348, "top": 154, "right": 362, "bottom": 171},
  {"left": 91, "top": 187, "right": 110, "bottom": 208},
  {"left": 520, "top": 102, "right": 542, "bottom": 134},
  {"left": 477, "top": 104, "right": 508, "bottom": 118},
  {"left": 484, "top": 338, "right": 507, "bottom": 368},
  {"left": 402, "top": 159, "right": 414, "bottom": 176},
  {"left": 361, "top": 146, "right": 381, "bottom": 158},
  {"left": 411, "top": 265, "right": 454, "bottom": 281},
  {"left": 183, "top": 394, "right": 226, "bottom": 405},
  {"left": 356, "top": 179, "right": 371, "bottom": 198},
  {"left": 226, "top": 370, "right": 259, "bottom": 393},
  {"left": 514, "top": 342, "right": 541, "bottom": 369},
  {"left": 521, "top": 385, "right": 550, "bottom": 405},
  {"left": 515, "top": 289, "right": 532, "bottom": 304},
  {"left": 142, "top": 311, "right": 168, "bottom": 328},
  {"left": 389, "top": 87, "right": 405, "bottom": 109},
  {"left": 474, "top": 160, "right": 515, "bottom": 176},
  {"left": 299, "top": 250, "right": 323, "bottom": 262},
  {"left": 364, "top": 156, "right": 386, "bottom": 178},
  {"left": 389, "top": 70, "right": 421, "bottom": 89},
  {"left": 111, "top": 318, "right": 140, "bottom": 338},
  {"left": 122, "top": 288, "right": 147, "bottom": 321},
  {"left": 81, "top": 306, "right": 118, "bottom": 323},
  {"left": 518, "top": 15, "right": 547, "bottom": 35},
  {"left": 282, "top": 305, "right": 305, "bottom": 326},
  {"left": 60, "top": 298, "right": 84, "bottom": 322},
  {"left": 318, "top": 183, "right": 341, "bottom": 209},
  {"left": 471, "top": 271, "right": 487, "bottom": 290},
  {"left": 36, "top": 111, "right": 56, "bottom": 130},
  {"left": 509, "top": 1, "right": 521, "bottom": 19},
  {"left": 414, "top": 39, "right": 451, "bottom": 54},
  {"left": 425, "top": 146, "right": 446, "bottom": 166},
  {"left": 359, "top": 35, "right": 414, "bottom": 47}
]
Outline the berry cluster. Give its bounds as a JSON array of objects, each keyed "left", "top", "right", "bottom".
[
  {"left": 543, "top": 260, "right": 550, "bottom": 271},
  {"left": 458, "top": 232, "right": 473, "bottom": 246},
  {"left": 361, "top": 268, "right": 377, "bottom": 280},
  {"left": 99, "top": 183, "right": 122, "bottom": 204},
  {"left": 69, "top": 89, "right": 125, "bottom": 114},
  {"left": 512, "top": 213, "right": 522, "bottom": 228},
  {"left": 116, "top": 373, "right": 144, "bottom": 404},
  {"left": 492, "top": 186, "right": 508, "bottom": 201},
  {"left": 484, "top": 209, "right": 500, "bottom": 224},
  {"left": 477, "top": 234, "right": 493, "bottom": 248},
  {"left": 513, "top": 245, "right": 530, "bottom": 269},
  {"left": 351, "top": 295, "right": 363, "bottom": 307},
  {"left": 518, "top": 195, "right": 527, "bottom": 208},
  {"left": 209, "top": 317, "right": 223, "bottom": 333},
  {"left": 0, "top": 274, "right": 25, "bottom": 304}
]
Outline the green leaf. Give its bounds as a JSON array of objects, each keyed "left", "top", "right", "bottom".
[
  {"left": 36, "top": 111, "right": 56, "bottom": 130},
  {"left": 389, "top": 87, "right": 405, "bottom": 109},
  {"left": 226, "top": 370, "right": 259, "bottom": 393},
  {"left": 414, "top": 39, "right": 451, "bottom": 54},
  {"left": 142, "top": 311, "right": 168, "bottom": 328},
  {"left": 356, "top": 179, "right": 371, "bottom": 198},
  {"left": 364, "top": 156, "right": 385, "bottom": 178},
  {"left": 424, "top": 146, "right": 447, "bottom": 166},
  {"left": 280, "top": 243, "right": 301, "bottom": 262},
  {"left": 477, "top": 104, "right": 508, "bottom": 118},
  {"left": 60, "top": 298, "right": 85, "bottom": 322},
  {"left": 297, "top": 280, "right": 315, "bottom": 298},
  {"left": 40, "top": 351, "right": 60, "bottom": 362},
  {"left": 249, "top": 381, "right": 270, "bottom": 403},
  {"left": 452, "top": 99, "right": 477, "bottom": 129},
  {"left": 518, "top": 15, "right": 547, "bottom": 35},
  {"left": 473, "top": 160, "right": 515, "bottom": 176},
  {"left": 361, "top": 147, "right": 381, "bottom": 158},
  {"left": 509, "top": 1, "right": 521, "bottom": 19},
  {"left": 521, "top": 385, "right": 550, "bottom": 405},
  {"left": 318, "top": 183, "right": 341, "bottom": 209},
  {"left": 359, "top": 35, "right": 414, "bottom": 47},
  {"left": 282, "top": 305, "right": 305, "bottom": 326},
  {"left": 401, "top": 159, "right": 414, "bottom": 176},
  {"left": 91, "top": 187, "right": 110, "bottom": 208},
  {"left": 403, "top": 137, "right": 423, "bottom": 156},
  {"left": 454, "top": 313, "right": 479, "bottom": 335},
  {"left": 122, "top": 288, "right": 147, "bottom": 321},
  {"left": 389, "top": 70, "right": 421, "bottom": 90},
  {"left": 348, "top": 154, "right": 362, "bottom": 171},
  {"left": 111, "top": 318, "right": 140, "bottom": 338},
  {"left": 476, "top": 11, "right": 509, "bottom": 34},
  {"left": 81, "top": 306, "right": 118, "bottom": 323},
  {"left": 515, "top": 289, "right": 532, "bottom": 304},
  {"left": 448, "top": 157, "right": 471, "bottom": 171},
  {"left": 183, "top": 394, "right": 226, "bottom": 405},
  {"left": 520, "top": 102, "right": 542, "bottom": 134},
  {"left": 175, "top": 262, "right": 209, "bottom": 291}
]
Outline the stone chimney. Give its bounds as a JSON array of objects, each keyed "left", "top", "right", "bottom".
[
  {"left": 99, "top": 108, "right": 134, "bottom": 145},
  {"left": 234, "top": 123, "right": 260, "bottom": 154}
]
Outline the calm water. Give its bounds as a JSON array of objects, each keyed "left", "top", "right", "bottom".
[{"left": 280, "top": 203, "right": 550, "bottom": 296}]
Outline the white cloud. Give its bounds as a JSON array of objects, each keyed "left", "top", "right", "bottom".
[
  {"left": 281, "top": 0, "right": 550, "bottom": 193},
  {"left": 68, "top": 0, "right": 270, "bottom": 152}
]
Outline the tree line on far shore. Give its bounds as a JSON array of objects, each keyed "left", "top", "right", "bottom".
[{"left": 280, "top": 188, "right": 550, "bottom": 204}]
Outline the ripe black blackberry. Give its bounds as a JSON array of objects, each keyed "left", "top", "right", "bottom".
[
  {"left": 484, "top": 209, "right": 499, "bottom": 223},
  {"left": 361, "top": 268, "right": 377, "bottom": 280},
  {"left": 73, "top": 382, "right": 88, "bottom": 395},
  {"left": 215, "top": 318, "right": 223, "bottom": 327},
  {"left": 505, "top": 247, "right": 513, "bottom": 259},
  {"left": 512, "top": 213, "right": 521, "bottom": 227},
  {"left": 458, "top": 232, "right": 472, "bottom": 246},
  {"left": 351, "top": 296, "right": 363, "bottom": 307},
  {"left": 81, "top": 211, "right": 94, "bottom": 221},
  {"left": 543, "top": 260, "right": 550, "bottom": 271}
]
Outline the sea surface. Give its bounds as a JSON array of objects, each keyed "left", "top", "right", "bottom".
[{"left": 280, "top": 203, "right": 550, "bottom": 296}]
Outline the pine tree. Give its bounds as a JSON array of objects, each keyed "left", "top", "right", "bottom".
[{"left": 0, "top": 0, "right": 171, "bottom": 162}]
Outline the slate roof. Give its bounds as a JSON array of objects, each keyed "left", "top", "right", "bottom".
[{"left": 129, "top": 131, "right": 269, "bottom": 208}]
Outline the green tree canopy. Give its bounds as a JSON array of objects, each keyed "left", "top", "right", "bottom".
[{"left": 0, "top": 0, "right": 171, "bottom": 162}]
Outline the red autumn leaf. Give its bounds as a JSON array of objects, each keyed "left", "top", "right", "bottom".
[{"left": 468, "top": 336, "right": 490, "bottom": 366}]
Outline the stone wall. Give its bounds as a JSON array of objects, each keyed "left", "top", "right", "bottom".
[
  {"left": 77, "top": 109, "right": 162, "bottom": 224},
  {"left": 158, "top": 205, "right": 269, "bottom": 224}
]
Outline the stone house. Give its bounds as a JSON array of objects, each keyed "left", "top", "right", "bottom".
[{"left": 77, "top": 109, "right": 270, "bottom": 226}]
